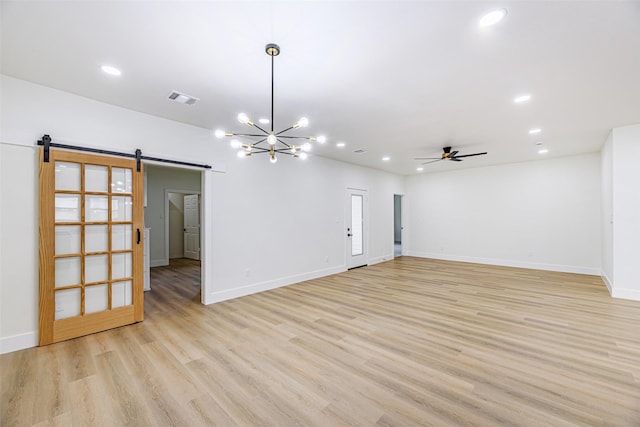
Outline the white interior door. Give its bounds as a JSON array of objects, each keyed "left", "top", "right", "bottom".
[
  {"left": 346, "top": 188, "right": 368, "bottom": 269},
  {"left": 183, "top": 194, "right": 200, "bottom": 260}
]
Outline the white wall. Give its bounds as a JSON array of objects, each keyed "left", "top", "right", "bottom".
[
  {"left": 0, "top": 75, "right": 405, "bottom": 352},
  {"left": 406, "top": 153, "right": 602, "bottom": 274},
  {"left": 609, "top": 124, "right": 640, "bottom": 300}
]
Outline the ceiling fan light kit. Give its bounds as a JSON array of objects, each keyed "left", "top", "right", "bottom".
[{"left": 215, "top": 43, "right": 327, "bottom": 164}]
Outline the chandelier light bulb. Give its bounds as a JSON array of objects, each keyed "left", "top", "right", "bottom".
[
  {"left": 300, "top": 152, "right": 308, "bottom": 160},
  {"left": 317, "top": 135, "right": 326, "bottom": 144},
  {"left": 237, "top": 150, "right": 246, "bottom": 158},
  {"left": 237, "top": 113, "right": 250, "bottom": 125},
  {"left": 214, "top": 129, "right": 225, "bottom": 139},
  {"left": 230, "top": 139, "right": 242, "bottom": 149},
  {"left": 267, "top": 134, "right": 277, "bottom": 145},
  {"left": 297, "top": 117, "right": 309, "bottom": 128},
  {"left": 290, "top": 147, "right": 297, "bottom": 153},
  {"left": 302, "top": 142, "right": 312, "bottom": 152},
  {"left": 270, "top": 154, "right": 278, "bottom": 164}
]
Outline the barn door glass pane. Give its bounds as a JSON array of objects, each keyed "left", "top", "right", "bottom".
[
  {"left": 86, "top": 195, "right": 109, "bottom": 222},
  {"left": 55, "top": 195, "right": 80, "bottom": 222},
  {"left": 85, "top": 165, "right": 109, "bottom": 192},
  {"left": 55, "top": 225, "right": 81, "bottom": 255},
  {"left": 55, "top": 162, "right": 80, "bottom": 191},
  {"left": 55, "top": 257, "right": 81, "bottom": 288},
  {"left": 85, "top": 254, "right": 108, "bottom": 284},
  {"left": 112, "top": 224, "right": 132, "bottom": 250},
  {"left": 112, "top": 253, "right": 132, "bottom": 280},
  {"left": 85, "top": 225, "right": 108, "bottom": 253},
  {"left": 112, "top": 280, "right": 132, "bottom": 308},
  {"left": 112, "top": 167, "right": 133, "bottom": 193},
  {"left": 55, "top": 288, "right": 81, "bottom": 320},
  {"left": 85, "top": 284, "right": 109, "bottom": 314},
  {"left": 351, "top": 194, "right": 363, "bottom": 256},
  {"left": 112, "top": 196, "right": 132, "bottom": 221}
]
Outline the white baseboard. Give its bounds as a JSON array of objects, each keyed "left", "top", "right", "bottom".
[
  {"left": 601, "top": 271, "right": 640, "bottom": 301},
  {"left": 408, "top": 251, "right": 601, "bottom": 276},
  {"left": 611, "top": 288, "right": 640, "bottom": 301},
  {"left": 204, "top": 265, "right": 346, "bottom": 305},
  {"left": 368, "top": 254, "right": 394, "bottom": 265},
  {"left": 0, "top": 331, "right": 38, "bottom": 354},
  {"left": 601, "top": 272, "right": 613, "bottom": 295},
  {"left": 150, "top": 259, "right": 168, "bottom": 268}
]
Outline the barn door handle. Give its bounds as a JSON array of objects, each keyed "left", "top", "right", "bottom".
[{"left": 137, "top": 228, "right": 141, "bottom": 244}]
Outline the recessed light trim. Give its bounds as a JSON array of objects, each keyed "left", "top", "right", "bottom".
[
  {"left": 479, "top": 8, "right": 507, "bottom": 27},
  {"left": 416, "top": 167, "right": 424, "bottom": 172},
  {"left": 529, "top": 128, "right": 542, "bottom": 135},
  {"left": 538, "top": 148, "right": 549, "bottom": 154},
  {"left": 336, "top": 142, "right": 346, "bottom": 148},
  {"left": 514, "top": 94, "right": 531, "bottom": 103},
  {"left": 101, "top": 65, "right": 121, "bottom": 76},
  {"left": 258, "top": 118, "right": 270, "bottom": 124},
  {"left": 382, "top": 156, "right": 390, "bottom": 161}
]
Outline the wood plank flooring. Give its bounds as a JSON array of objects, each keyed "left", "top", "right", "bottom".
[{"left": 2, "top": 257, "right": 640, "bottom": 426}]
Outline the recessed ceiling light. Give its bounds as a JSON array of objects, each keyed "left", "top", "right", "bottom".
[
  {"left": 258, "top": 118, "right": 270, "bottom": 124},
  {"left": 336, "top": 142, "right": 346, "bottom": 148},
  {"left": 529, "top": 128, "right": 542, "bottom": 135},
  {"left": 538, "top": 148, "right": 549, "bottom": 154},
  {"left": 382, "top": 156, "right": 390, "bottom": 161},
  {"left": 101, "top": 65, "right": 121, "bottom": 76},
  {"left": 479, "top": 8, "right": 507, "bottom": 27},
  {"left": 514, "top": 94, "right": 531, "bottom": 103},
  {"left": 416, "top": 167, "right": 424, "bottom": 172}
]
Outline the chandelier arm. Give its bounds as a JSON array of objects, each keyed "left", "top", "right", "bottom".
[
  {"left": 275, "top": 126, "right": 295, "bottom": 135},
  {"left": 250, "top": 147, "right": 271, "bottom": 153},
  {"left": 276, "top": 138, "right": 292, "bottom": 149},
  {"left": 274, "top": 135, "right": 314, "bottom": 140},
  {"left": 233, "top": 133, "right": 270, "bottom": 138},
  {"left": 252, "top": 123, "right": 271, "bottom": 135},
  {"left": 274, "top": 149, "right": 296, "bottom": 155}
]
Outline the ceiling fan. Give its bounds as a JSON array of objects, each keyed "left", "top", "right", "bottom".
[{"left": 415, "top": 146, "right": 487, "bottom": 165}]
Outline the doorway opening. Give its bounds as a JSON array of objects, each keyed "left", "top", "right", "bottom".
[
  {"left": 394, "top": 194, "right": 403, "bottom": 257},
  {"left": 144, "top": 164, "right": 202, "bottom": 299}
]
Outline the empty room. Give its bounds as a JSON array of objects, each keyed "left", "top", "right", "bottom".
[{"left": 1, "top": 1, "right": 639, "bottom": 426}]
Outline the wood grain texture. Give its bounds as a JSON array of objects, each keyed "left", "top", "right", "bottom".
[{"left": 5, "top": 257, "right": 640, "bottom": 426}]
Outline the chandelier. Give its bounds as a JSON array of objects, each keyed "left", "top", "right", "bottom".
[{"left": 215, "top": 43, "right": 326, "bottom": 163}]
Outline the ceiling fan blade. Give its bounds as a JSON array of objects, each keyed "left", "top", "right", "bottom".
[
  {"left": 450, "top": 157, "right": 463, "bottom": 162},
  {"left": 443, "top": 146, "right": 452, "bottom": 154},
  {"left": 414, "top": 157, "right": 443, "bottom": 160},
  {"left": 450, "top": 150, "right": 459, "bottom": 157},
  {"left": 421, "top": 159, "right": 442, "bottom": 165},
  {"left": 454, "top": 152, "right": 487, "bottom": 158}
]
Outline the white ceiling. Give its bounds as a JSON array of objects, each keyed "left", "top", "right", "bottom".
[{"left": 2, "top": 1, "right": 639, "bottom": 175}]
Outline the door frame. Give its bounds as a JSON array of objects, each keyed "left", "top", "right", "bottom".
[
  {"left": 345, "top": 187, "right": 369, "bottom": 269},
  {"left": 394, "top": 193, "right": 407, "bottom": 258},
  {"left": 164, "top": 188, "right": 201, "bottom": 264}
]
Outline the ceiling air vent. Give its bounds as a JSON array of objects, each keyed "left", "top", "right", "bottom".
[
  {"left": 167, "top": 90, "right": 199, "bottom": 105},
  {"left": 353, "top": 149, "right": 367, "bottom": 154}
]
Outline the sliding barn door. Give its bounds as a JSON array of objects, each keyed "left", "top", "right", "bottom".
[{"left": 39, "top": 149, "right": 144, "bottom": 345}]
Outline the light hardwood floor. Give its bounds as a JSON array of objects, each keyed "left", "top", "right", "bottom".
[{"left": 2, "top": 257, "right": 639, "bottom": 426}]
